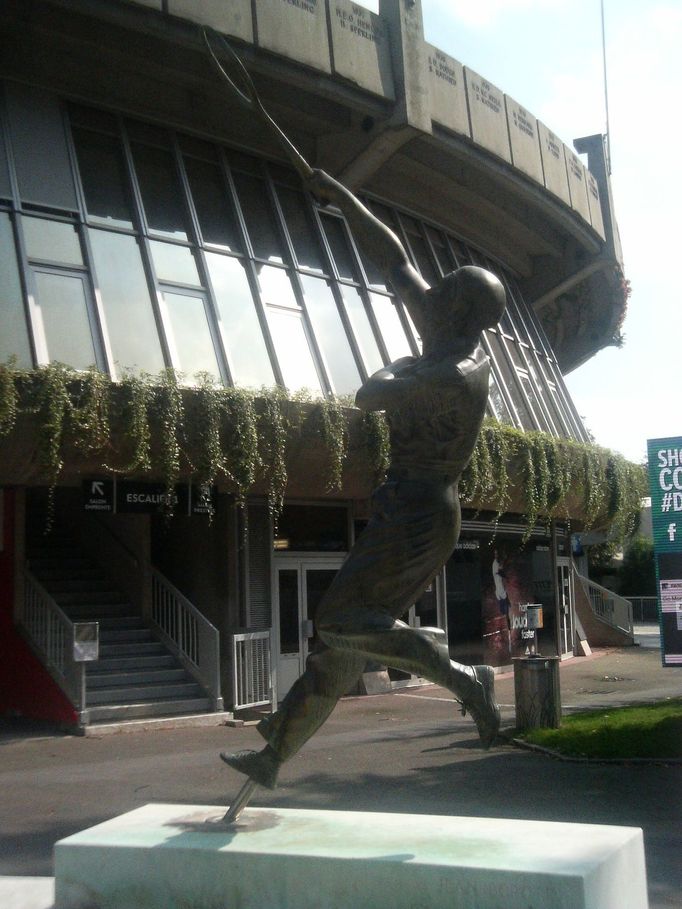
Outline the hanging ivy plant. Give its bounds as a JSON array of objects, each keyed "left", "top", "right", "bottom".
[
  {"left": 362, "top": 409, "right": 390, "bottom": 482},
  {"left": 108, "top": 372, "right": 152, "bottom": 475},
  {"left": 151, "top": 369, "right": 184, "bottom": 517},
  {"left": 31, "top": 364, "right": 72, "bottom": 532},
  {"left": 70, "top": 367, "right": 111, "bottom": 457},
  {"left": 0, "top": 363, "right": 646, "bottom": 543},
  {"left": 0, "top": 360, "right": 18, "bottom": 437},
  {"left": 257, "top": 389, "right": 288, "bottom": 526},
  {"left": 223, "top": 387, "right": 260, "bottom": 511},
  {"left": 317, "top": 397, "right": 348, "bottom": 492}
]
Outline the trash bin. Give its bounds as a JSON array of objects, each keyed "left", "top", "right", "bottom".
[{"left": 513, "top": 656, "right": 561, "bottom": 729}]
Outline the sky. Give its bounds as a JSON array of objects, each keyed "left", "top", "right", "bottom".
[{"left": 370, "top": 0, "right": 681, "bottom": 465}]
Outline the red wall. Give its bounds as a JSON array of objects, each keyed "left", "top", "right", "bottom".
[{"left": 0, "top": 489, "right": 78, "bottom": 725}]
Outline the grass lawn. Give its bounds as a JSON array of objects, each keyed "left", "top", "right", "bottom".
[{"left": 516, "top": 698, "right": 682, "bottom": 759}]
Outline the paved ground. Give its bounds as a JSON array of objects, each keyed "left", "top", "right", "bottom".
[{"left": 1, "top": 634, "right": 680, "bottom": 907}]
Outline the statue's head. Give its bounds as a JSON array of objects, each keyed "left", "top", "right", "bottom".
[{"left": 427, "top": 266, "right": 506, "bottom": 339}]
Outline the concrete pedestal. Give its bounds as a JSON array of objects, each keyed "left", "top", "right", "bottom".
[{"left": 54, "top": 804, "right": 648, "bottom": 909}]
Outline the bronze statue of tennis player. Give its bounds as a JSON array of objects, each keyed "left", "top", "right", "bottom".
[{"left": 203, "top": 30, "right": 505, "bottom": 823}]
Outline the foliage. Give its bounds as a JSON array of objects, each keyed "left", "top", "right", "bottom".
[
  {"left": 316, "top": 397, "right": 348, "bottom": 492},
  {"left": 619, "top": 536, "right": 657, "bottom": 597},
  {"left": 361, "top": 409, "right": 390, "bottom": 483},
  {"left": 516, "top": 699, "right": 682, "bottom": 759},
  {"left": 0, "top": 364, "right": 646, "bottom": 539}
]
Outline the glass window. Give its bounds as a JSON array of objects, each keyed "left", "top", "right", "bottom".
[
  {"left": 369, "top": 292, "right": 412, "bottom": 361},
  {"left": 89, "top": 229, "right": 165, "bottom": 375},
  {"left": 265, "top": 308, "right": 322, "bottom": 395},
  {"left": 162, "top": 291, "right": 220, "bottom": 383},
  {"left": 0, "top": 213, "right": 32, "bottom": 367},
  {"left": 205, "top": 252, "right": 275, "bottom": 389},
  {"left": 130, "top": 143, "right": 190, "bottom": 241},
  {"left": 399, "top": 215, "right": 439, "bottom": 286},
  {"left": 33, "top": 271, "right": 96, "bottom": 369},
  {"left": 360, "top": 250, "right": 388, "bottom": 291},
  {"left": 232, "top": 172, "right": 283, "bottom": 262},
  {"left": 488, "top": 372, "right": 513, "bottom": 425},
  {"left": 71, "top": 127, "right": 134, "bottom": 230},
  {"left": 276, "top": 186, "right": 324, "bottom": 274},
  {"left": 486, "top": 330, "right": 529, "bottom": 429},
  {"left": 425, "top": 226, "right": 455, "bottom": 276},
  {"left": 184, "top": 155, "right": 242, "bottom": 252},
  {"left": 338, "top": 286, "right": 384, "bottom": 375},
  {"left": 150, "top": 240, "right": 201, "bottom": 286},
  {"left": 278, "top": 569, "right": 299, "bottom": 654},
  {"left": 256, "top": 265, "right": 299, "bottom": 309},
  {"left": 320, "top": 214, "right": 357, "bottom": 281},
  {"left": 0, "top": 118, "right": 12, "bottom": 200},
  {"left": 299, "top": 275, "right": 361, "bottom": 395},
  {"left": 22, "top": 217, "right": 83, "bottom": 266},
  {"left": 518, "top": 372, "right": 546, "bottom": 431}
]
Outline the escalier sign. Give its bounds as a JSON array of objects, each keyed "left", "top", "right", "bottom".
[
  {"left": 647, "top": 436, "right": 682, "bottom": 666},
  {"left": 82, "top": 479, "right": 216, "bottom": 516}
]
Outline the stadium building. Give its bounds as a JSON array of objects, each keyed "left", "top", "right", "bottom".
[{"left": 0, "top": 0, "right": 638, "bottom": 728}]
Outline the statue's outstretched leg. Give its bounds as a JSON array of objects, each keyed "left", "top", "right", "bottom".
[
  {"left": 221, "top": 644, "right": 366, "bottom": 811},
  {"left": 317, "top": 618, "right": 500, "bottom": 748}
]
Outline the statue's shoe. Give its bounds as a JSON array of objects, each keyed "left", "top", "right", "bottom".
[
  {"left": 220, "top": 748, "right": 281, "bottom": 790},
  {"left": 461, "top": 665, "right": 501, "bottom": 749}
]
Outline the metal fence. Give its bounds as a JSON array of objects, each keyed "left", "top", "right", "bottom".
[
  {"left": 624, "top": 596, "right": 658, "bottom": 623},
  {"left": 22, "top": 569, "right": 85, "bottom": 716},
  {"left": 231, "top": 630, "right": 273, "bottom": 710},
  {"left": 151, "top": 568, "right": 223, "bottom": 711},
  {"left": 577, "top": 573, "right": 634, "bottom": 636}
]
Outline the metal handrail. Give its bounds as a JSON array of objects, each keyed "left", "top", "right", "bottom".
[
  {"left": 623, "top": 596, "right": 658, "bottom": 623},
  {"left": 576, "top": 572, "right": 634, "bottom": 635},
  {"left": 150, "top": 567, "right": 223, "bottom": 711},
  {"left": 231, "top": 629, "right": 273, "bottom": 710},
  {"left": 22, "top": 569, "right": 86, "bottom": 720}
]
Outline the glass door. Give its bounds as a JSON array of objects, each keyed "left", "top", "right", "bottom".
[
  {"left": 557, "top": 558, "right": 574, "bottom": 656},
  {"left": 273, "top": 559, "right": 343, "bottom": 701}
]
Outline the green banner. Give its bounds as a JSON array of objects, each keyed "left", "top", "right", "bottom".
[{"left": 647, "top": 436, "right": 682, "bottom": 666}]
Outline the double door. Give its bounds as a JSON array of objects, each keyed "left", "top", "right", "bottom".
[{"left": 273, "top": 558, "right": 344, "bottom": 701}]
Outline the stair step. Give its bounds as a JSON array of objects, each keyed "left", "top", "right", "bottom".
[
  {"left": 88, "top": 681, "right": 203, "bottom": 705},
  {"left": 87, "top": 668, "right": 188, "bottom": 688},
  {"left": 28, "top": 556, "right": 92, "bottom": 571},
  {"left": 30, "top": 567, "right": 104, "bottom": 582},
  {"left": 99, "top": 641, "right": 168, "bottom": 657},
  {"left": 99, "top": 628, "right": 155, "bottom": 644},
  {"left": 87, "top": 698, "right": 212, "bottom": 723},
  {"left": 54, "top": 590, "right": 124, "bottom": 605},
  {"left": 35, "top": 576, "right": 109, "bottom": 593},
  {"left": 94, "top": 617, "right": 146, "bottom": 631},
  {"left": 90, "top": 654, "right": 178, "bottom": 672},
  {"left": 62, "top": 603, "right": 133, "bottom": 620}
]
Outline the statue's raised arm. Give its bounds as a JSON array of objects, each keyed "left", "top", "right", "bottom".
[{"left": 305, "top": 169, "right": 432, "bottom": 339}]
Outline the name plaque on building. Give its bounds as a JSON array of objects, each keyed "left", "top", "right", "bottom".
[
  {"left": 330, "top": 1, "right": 394, "bottom": 98},
  {"left": 425, "top": 44, "right": 469, "bottom": 137},
  {"left": 464, "top": 68, "right": 511, "bottom": 163},
  {"left": 255, "top": 0, "right": 331, "bottom": 75},
  {"left": 505, "top": 96, "right": 543, "bottom": 184},
  {"left": 167, "top": 0, "right": 253, "bottom": 43},
  {"left": 585, "top": 171, "right": 606, "bottom": 239},
  {"left": 537, "top": 122, "right": 571, "bottom": 205},
  {"left": 565, "top": 147, "right": 591, "bottom": 223}
]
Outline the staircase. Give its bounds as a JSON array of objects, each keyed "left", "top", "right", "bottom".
[{"left": 27, "top": 541, "right": 214, "bottom": 723}]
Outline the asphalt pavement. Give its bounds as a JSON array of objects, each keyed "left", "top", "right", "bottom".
[{"left": 1, "top": 632, "right": 680, "bottom": 908}]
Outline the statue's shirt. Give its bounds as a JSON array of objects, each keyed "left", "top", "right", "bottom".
[{"left": 386, "top": 343, "right": 490, "bottom": 483}]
